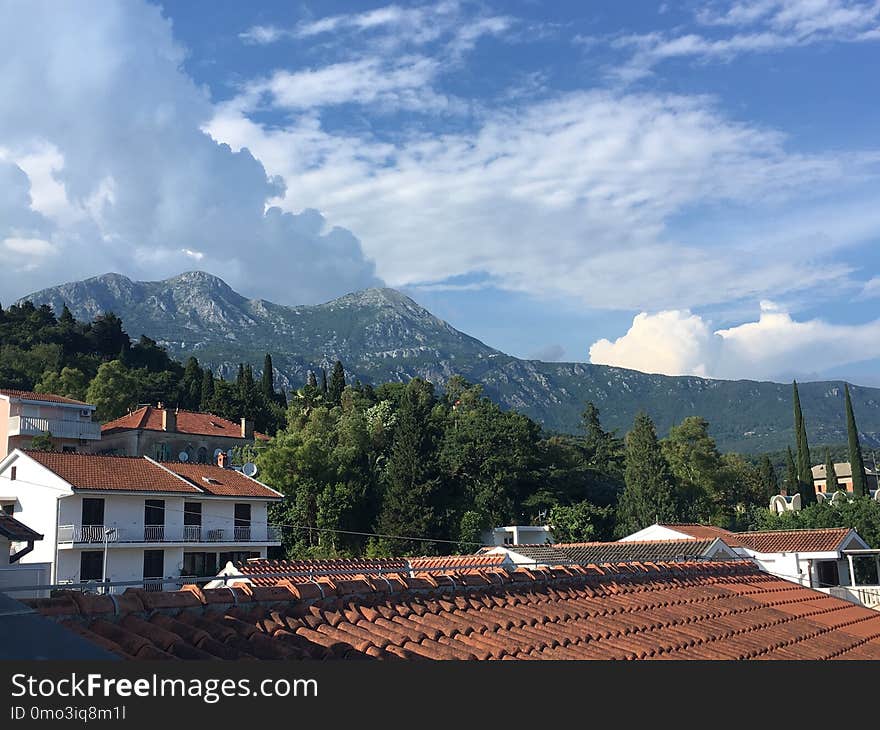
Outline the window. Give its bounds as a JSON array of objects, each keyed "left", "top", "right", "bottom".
[
  {"left": 1, "top": 503, "right": 14, "bottom": 517},
  {"left": 80, "top": 551, "right": 103, "bottom": 582},
  {"left": 219, "top": 551, "right": 260, "bottom": 566},
  {"left": 9, "top": 467, "right": 16, "bottom": 481},
  {"left": 817, "top": 561, "right": 840, "bottom": 588},
  {"left": 62, "top": 446, "right": 76, "bottom": 453},
  {"left": 81, "top": 498, "right": 105, "bottom": 527},
  {"left": 183, "top": 503, "right": 202, "bottom": 526},
  {"left": 182, "top": 551, "right": 217, "bottom": 578},
  {"left": 197, "top": 446, "right": 208, "bottom": 464},
  {"left": 234, "top": 503, "right": 251, "bottom": 541},
  {"left": 144, "top": 499, "right": 165, "bottom": 541},
  {"left": 143, "top": 550, "right": 164, "bottom": 579}
]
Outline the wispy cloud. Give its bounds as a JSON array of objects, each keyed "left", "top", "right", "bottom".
[{"left": 608, "top": 0, "right": 880, "bottom": 80}]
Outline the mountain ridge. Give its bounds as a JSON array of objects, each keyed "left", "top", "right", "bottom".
[{"left": 18, "top": 271, "right": 880, "bottom": 453}]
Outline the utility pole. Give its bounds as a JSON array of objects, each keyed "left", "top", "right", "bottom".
[{"left": 102, "top": 527, "right": 116, "bottom": 594}]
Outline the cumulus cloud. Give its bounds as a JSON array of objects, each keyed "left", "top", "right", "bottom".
[
  {"left": 0, "top": 0, "right": 381, "bottom": 305},
  {"left": 589, "top": 301, "right": 880, "bottom": 380}
]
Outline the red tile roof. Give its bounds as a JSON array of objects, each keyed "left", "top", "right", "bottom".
[
  {"left": 24, "top": 451, "right": 202, "bottom": 494},
  {"left": 230, "top": 558, "right": 411, "bottom": 587},
  {"left": 657, "top": 524, "right": 748, "bottom": 547},
  {"left": 0, "top": 389, "right": 92, "bottom": 406},
  {"left": 101, "top": 406, "right": 269, "bottom": 441},
  {"left": 20, "top": 451, "right": 281, "bottom": 498},
  {"left": 738, "top": 528, "right": 855, "bottom": 554},
  {"left": 28, "top": 561, "right": 880, "bottom": 660},
  {"left": 660, "top": 524, "right": 855, "bottom": 553},
  {"left": 409, "top": 554, "right": 511, "bottom": 572},
  {"left": 158, "top": 462, "right": 282, "bottom": 499}
]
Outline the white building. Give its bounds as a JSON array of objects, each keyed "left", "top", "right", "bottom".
[
  {"left": 0, "top": 511, "right": 50, "bottom": 599},
  {"left": 622, "top": 523, "right": 879, "bottom": 607},
  {"left": 0, "top": 449, "right": 283, "bottom": 591},
  {"left": 482, "top": 525, "right": 554, "bottom": 546}
]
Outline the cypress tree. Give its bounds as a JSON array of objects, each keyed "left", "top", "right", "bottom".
[
  {"left": 825, "top": 450, "right": 841, "bottom": 493},
  {"left": 793, "top": 381, "right": 815, "bottom": 505},
  {"left": 845, "top": 384, "right": 867, "bottom": 497},
  {"left": 307, "top": 371, "right": 318, "bottom": 389},
  {"left": 200, "top": 370, "right": 215, "bottom": 409},
  {"left": 328, "top": 360, "right": 346, "bottom": 404},
  {"left": 784, "top": 446, "right": 798, "bottom": 497},
  {"left": 377, "top": 379, "right": 441, "bottom": 555},
  {"left": 615, "top": 412, "right": 677, "bottom": 535},
  {"left": 320, "top": 368, "right": 328, "bottom": 396},
  {"left": 261, "top": 353, "right": 276, "bottom": 401},
  {"left": 758, "top": 454, "right": 778, "bottom": 498}
]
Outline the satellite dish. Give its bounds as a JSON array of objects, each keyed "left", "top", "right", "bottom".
[
  {"left": 242, "top": 462, "right": 258, "bottom": 478},
  {"left": 226, "top": 449, "right": 235, "bottom": 461},
  {"left": 178, "top": 451, "right": 189, "bottom": 462},
  {"left": 213, "top": 448, "right": 223, "bottom": 460}
]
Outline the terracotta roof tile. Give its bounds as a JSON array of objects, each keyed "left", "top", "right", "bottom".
[
  {"left": 101, "top": 406, "right": 269, "bottom": 441},
  {"left": 658, "top": 524, "right": 855, "bottom": 553},
  {"left": 553, "top": 539, "right": 728, "bottom": 563},
  {"left": 158, "top": 462, "right": 281, "bottom": 499},
  {"left": 0, "top": 389, "right": 92, "bottom": 406},
  {"left": 30, "top": 560, "right": 880, "bottom": 661},
  {"left": 24, "top": 451, "right": 202, "bottom": 493}
]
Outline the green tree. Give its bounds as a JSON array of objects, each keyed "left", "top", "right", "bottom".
[
  {"left": 181, "top": 357, "right": 203, "bottom": 410},
  {"left": 845, "top": 384, "right": 867, "bottom": 497},
  {"left": 758, "top": 454, "right": 779, "bottom": 498},
  {"left": 199, "top": 369, "right": 215, "bottom": 408},
  {"left": 784, "top": 446, "right": 798, "bottom": 496},
  {"left": 661, "top": 416, "right": 721, "bottom": 522},
  {"left": 376, "top": 378, "right": 441, "bottom": 555},
  {"left": 261, "top": 353, "right": 276, "bottom": 402},
  {"left": 825, "top": 449, "right": 841, "bottom": 493},
  {"left": 85, "top": 360, "right": 140, "bottom": 420},
  {"left": 549, "top": 501, "right": 614, "bottom": 543},
  {"left": 328, "top": 360, "right": 346, "bottom": 405},
  {"left": 793, "top": 381, "right": 815, "bottom": 505},
  {"left": 35, "top": 366, "right": 89, "bottom": 401},
  {"left": 30, "top": 431, "right": 55, "bottom": 451},
  {"left": 616, "top": 412, "right": 678, "bottom": 536}
]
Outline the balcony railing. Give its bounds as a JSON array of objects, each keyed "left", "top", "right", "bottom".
[
  {"left": 8, "top": 415, "right": 101, "bottom": 440},
  {"left": 57, "top": 524, "right": 282, "bottom": 544}
]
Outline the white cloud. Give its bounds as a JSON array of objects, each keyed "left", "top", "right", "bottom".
[
  {"left": 589, "top": 301, "right": 880, "bottom": 380},
  {"left": 3, "top": 237, "right": 56, "bottom": 256},
  {"left": 0, "top": 0, "right": 381, "bottom": 305},
  {"left": 612, "top": 0, "right": 880, "bottom": 80},
  {"left": 861, "top": 277, "right": 880, "bottom": 298},
  {"left": 208, "top": 88, "right": 880, "bottom": 311}
]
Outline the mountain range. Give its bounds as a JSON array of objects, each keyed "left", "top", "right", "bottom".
[{"left": 19, "top": 271, "right": 880, "bottom": 454}]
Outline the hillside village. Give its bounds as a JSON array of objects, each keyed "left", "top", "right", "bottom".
[{"left": 2, "top": 304, "right": 880, "bottom": 660}]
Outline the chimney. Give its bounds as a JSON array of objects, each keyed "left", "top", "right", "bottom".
[
  {"left": 217, "top": 451, "right": 229, "bottom": 468},
  {"left": 162, "top": 407, "right": 176, "bottom": 433},
  {"left": 241, "top": 417, "right": 254, "bottom": 440}
]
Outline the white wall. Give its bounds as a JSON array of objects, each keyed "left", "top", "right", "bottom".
[{"left": 0, "top": 452, "right": 70, "bottom": 575}]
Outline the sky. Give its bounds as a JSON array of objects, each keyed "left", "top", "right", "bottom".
[{"left": 1, "top": 1, "right": 879, "bottom": 384}]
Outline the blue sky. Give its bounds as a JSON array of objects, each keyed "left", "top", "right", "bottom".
[{"left": 2, "top": 1, "right": 880, "bottom": 383}]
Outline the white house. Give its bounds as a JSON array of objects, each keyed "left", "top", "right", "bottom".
[
  {"left": 621, "top": 523, "right": 879, "bottom": 606},
  {"left": 0, "top": 449, "right": 283, "bottom": 592},
  {"left": 482, "top": 525, "right": 554, "bottom": 546}
]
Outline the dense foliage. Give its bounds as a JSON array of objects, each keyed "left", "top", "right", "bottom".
[
  {"left": 4, "top": 302, "right": 877, "bottom": 556},
  {"left": 0, "top": 300, "right": 286, "bottom": 433}
]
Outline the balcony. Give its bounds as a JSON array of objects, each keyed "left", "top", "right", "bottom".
[
  {"left": 57, "top": 524, "right": 282, "bottom": 545},
  {"left": 8, "top": 415, "right": 101, "bottom": 441}
]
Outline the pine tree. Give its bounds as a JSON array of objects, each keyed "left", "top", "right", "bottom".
[
  {"left": 328, "top": 360, "right": 346, "bottom": 404},
  {"left": 792, "top": 381, "right": 815, "bottom": 505},
  {"left": 825, "top": 449, "right": 841, "bottom": 493},
  {"left": 615, "top": 412, "right": 677, "bottom": 535},
  {"left": 784, "top": 446, "right": 798, "bottom": 496},
  {"left": 758, "top": 454, "right": 778, "bottom": 498},
  {"left": 376, "top": 379, "right": 441, "bottom": 555},
  {"left": 845, "top": 384, "right": 867, "bottom": 497},
  {"left": 261, "top": 353, "right": 276, "bottom": 401}
]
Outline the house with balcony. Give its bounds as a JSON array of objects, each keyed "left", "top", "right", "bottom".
[
  {"left": 0, "top": 449, "right": 283, "bottom": 592},
  {"left": 94, "top": 404, "right": 269, "bottom": 463},
  {"left": 0, "top": 390, "right": 101, "bottom": 460}
]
